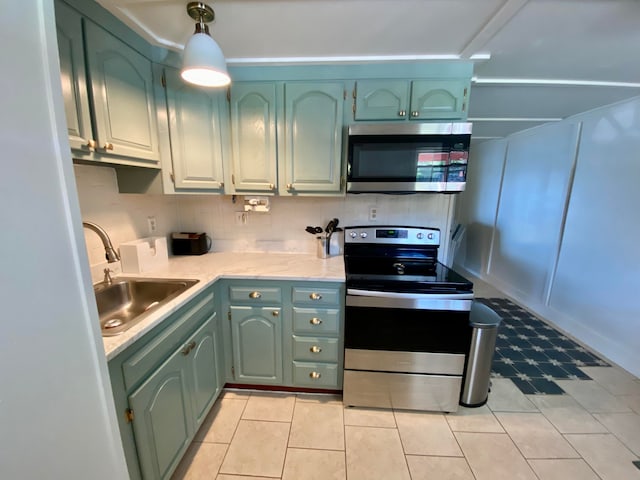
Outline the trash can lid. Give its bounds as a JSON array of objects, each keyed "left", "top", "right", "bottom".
[{"left": 469, "top": 301, "right": 502, "bottom": 327}]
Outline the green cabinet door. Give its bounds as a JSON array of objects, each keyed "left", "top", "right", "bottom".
[
  {"left": 54, "top": 0, "right": 93, "bottom": 152},
  {"left": 84, "top": 21, "right": 160, "bottom": 163},
  {"left": 354, "top": 80, "right": 410, "bottom": 120},
  {"left": 230, "top": 306, "right": 283, "bottom": 384},
  {"left": 186, "top": 315, "right": 220, "bottom": 428},
  {"left": 229, "top": 83, "right": 278, "bottom": 193},
  {"left": 281, "top": 82, "right": 345, "bottom": 194},
  {"left": 410, "top": 80, "right": 469, "bottom": 120},
  {"left": 163, "top": 67, "right": 225, "bottom": 191},
  {"left": 129, "top": 345, "right": 193, "bottom": 480}
]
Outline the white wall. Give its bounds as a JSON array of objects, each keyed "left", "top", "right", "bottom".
[
  {"left": 75, "top": 163, "right": 458, "bottom": 265},
  {"left": 0, "top": 1, "right": 128, "bottom": 478},
  {"left": 455, "top": 96, "right": 640, "bottom": 377}
]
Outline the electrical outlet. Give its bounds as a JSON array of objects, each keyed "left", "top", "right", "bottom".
[
  {"left": 147, "top": 216, "right": 157, "bottom": 233},
  {"left": 234, "top": 211, "right": 247, "bottom": 225},
  {"left": 369, "top": 207, "right": 378, "bottom": 222}
]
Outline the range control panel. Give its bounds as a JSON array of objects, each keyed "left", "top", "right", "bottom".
[{"left": 344, "top": 226, "right": 440, "bottom": 246}]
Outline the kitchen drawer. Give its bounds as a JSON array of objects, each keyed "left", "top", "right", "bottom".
[
  {"left": 292, "top": 307, "right": 339, "bottom": 335},
  {"left": 122, "top": 290, "right": 214, "bottom": 391},
  {"left": 292, "top": 335, "right": 339, "bottom": 362},
  {"left": 292, "top": 287, "right": 340, "bottom": 306},
  {"left": 229, "top": 286, "right": 282, "bottom": 304},
  {"left": 293, "top": 361, "right": 339, "bottom": 388}
]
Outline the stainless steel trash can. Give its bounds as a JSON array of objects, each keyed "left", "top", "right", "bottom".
[{"left": 460, "top": 302, "right": 502, "bottom": 407}]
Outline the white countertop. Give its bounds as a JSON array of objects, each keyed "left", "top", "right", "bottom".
[{"left": 102, "top": 252, "right": 345, "bottom": 360}]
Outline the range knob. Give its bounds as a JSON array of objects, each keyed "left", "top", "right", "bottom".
[
  {"left": 360, "top": 232, "right": 368, "bottom": 238},
  {"left": 428, "top": 233, "right": 434, "bottom": 240},
  {"left": 349, "top": 232, "right": 358, "bottom": 238},
  {"left": 416, "top": 232, "right": 424, "bottom": 239}
]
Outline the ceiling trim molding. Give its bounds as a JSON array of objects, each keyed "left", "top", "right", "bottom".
[
  {"left": 459, "top": 0, "right": 529, "bottom": 59},
  {"left": 472, "top": 77, "right": 640, "bottom": 88},
  {"left": 225, "top": 54, "right": 489, "bottom": 66}
]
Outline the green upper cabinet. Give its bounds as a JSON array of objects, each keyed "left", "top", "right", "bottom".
[
  {"left": 162, "top": 67, "right": 226, "bottom": 191},
  {"left": 229, "top": 83, "right": 278, "bottom": 193},
  {"left": 281, "top": 82, "right": 345, "bottom": 195},
  {"left": 410, "top": 79, "right": 469, "bottom": 120},
  {"left": 54, "top": 1, "right": 93, "bottom": 152},
  {"left": 354, "top": 80, "right": 410, "bottom": 121},
  {"left": 354, "top": 78, "right": 470, "bottom": 121},
  {"left": 84, "top": 21, "right": 160, "bottom": 163}
]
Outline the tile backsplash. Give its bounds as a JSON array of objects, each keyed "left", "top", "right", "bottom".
[{"left": 75, "top": 164, "right": 456, "bottom": 268}]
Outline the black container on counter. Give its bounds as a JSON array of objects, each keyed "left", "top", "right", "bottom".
[{"left": 171, "top": 232, "right": 211, "bottom": 255}]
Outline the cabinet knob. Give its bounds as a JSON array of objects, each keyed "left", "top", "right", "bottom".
[
  {"left": 272, "top": 310, "right": 279, "bottom": 317},
  {"left": 103, "top": 142, "right": 114, "bottom": 151},
  {"left": 398, "top": 110, "right": 406, "bottom": 117},
  {"left": 249, "top": 291, "right": 262, "bottom": 299},
  {"left": 309, "top": 292, "right": 322, "bottom": 301},
  {"left": 309, "top": 317, "right": 322, "bottom": 325},
  {"left": 309, "top": 371, "right": 322, "bottom": 379},
  {"left": 411, "top": 111, "right": 419, "bottom": 117},
  {"left": 181, "top": 341, "right": 196, "bottom": 356},
  {"left": 269, "top": 183, "right": 275, "bottom": 190},
  {"left": 310, "top": 345, "right": 322, "bottom": 354},
  {"left": 286, "top": 183, "right": 293, "bottom": 191},
  {"left": 86, "top": 139, "right": 97, "bottom": 150},
  {"left": 220, "top": 182, "right": 224, "bottom": 188}
]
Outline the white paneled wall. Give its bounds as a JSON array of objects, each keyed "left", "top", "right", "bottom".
[
  {"left": 75, "top": 164, "right": 457, "bottom": 268},
  {"left": 455, "top": 96, "right": 640, "bottom": 377}
]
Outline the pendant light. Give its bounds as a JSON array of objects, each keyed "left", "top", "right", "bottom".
[{"left": 181, "top": 2, "right": 231, "bottom": 87}]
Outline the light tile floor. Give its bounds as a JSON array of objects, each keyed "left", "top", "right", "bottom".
[
  {"left": 172, "top": 372, "right": 640, "bottom": 480},
  {"left": 172, "top": 279, "right": 640, "bottom": 480}
]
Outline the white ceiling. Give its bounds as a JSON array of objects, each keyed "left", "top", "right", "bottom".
[{"left": 98, "top": 0, "right": 640, "bottom": 139}]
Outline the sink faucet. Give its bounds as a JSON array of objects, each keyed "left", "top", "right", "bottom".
[{"left": 83, "top": 221, "right": 120, "bottom": 263}]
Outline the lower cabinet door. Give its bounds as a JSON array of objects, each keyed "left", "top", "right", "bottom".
[
  {"left": 129, "top": 346, "right": 193, "bottom": 480},
  {"left": 187, "top": 315, "right": 220, "bottom": 429},
  {"left": 230, "top": 306, "right": 283, "bottom": 384}
]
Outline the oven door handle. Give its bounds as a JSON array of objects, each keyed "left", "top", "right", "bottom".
[{"left": 346, "top": 289, "right": 473, "bottom": 311}]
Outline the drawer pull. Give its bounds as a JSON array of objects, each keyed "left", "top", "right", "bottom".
[
  {"left": 272, "top": 310, "right": 280, "bottom": 317},
  {"left": 249, "top": 291, "right": 262, "bottom": 299},
  {"left": 309, "top": 292, "right": 323, "bottom": 301},
  {"left": 309, "top": 317, "right": 322, "bottom": 325},
  {"left": 309, "top": 371, "right": 322, "bottom": 379},
  {"left": 310, "top": 345, "right": 322, "bottom": 354},
  {"left": 181, "top": 341, "right": 196, "bottom": 356}
]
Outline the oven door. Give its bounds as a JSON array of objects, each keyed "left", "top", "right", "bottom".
[{"left": 345, "top": 290, "right": 473, "bottom": 354}]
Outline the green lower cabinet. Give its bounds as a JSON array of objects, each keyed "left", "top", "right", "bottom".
[
  {"left": 129, "top": 345, "right": 194, "bottom": 480},
  {"left": 230, "top": 305, "right": 283, "bottom": 384},
  {"left": 108, "top": 286, "right": 222, "bottom": 480}
]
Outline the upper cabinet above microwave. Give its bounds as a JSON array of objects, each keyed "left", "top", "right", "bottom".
[{"left": 353, "top": 79, "right": 470, "bottom": 122}]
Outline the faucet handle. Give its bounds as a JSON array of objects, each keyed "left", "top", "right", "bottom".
[{"left": 103, "top": 268, "right": 114, "bottom": 285}]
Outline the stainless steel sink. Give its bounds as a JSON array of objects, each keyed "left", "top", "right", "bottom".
[{"left": 94, "top": 278, "right": 199, "bottom": 336}]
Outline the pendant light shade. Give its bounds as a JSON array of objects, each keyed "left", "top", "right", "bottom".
[{"left": 181, "top": 2, "right": 231, "bottom": 88}]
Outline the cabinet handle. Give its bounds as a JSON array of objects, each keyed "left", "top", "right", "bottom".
[
  {"left": 309, "top": 317, "right": 322, "bottom": 325},
  {"left": 398, "top": 110, "right": 406, "bottom": 117},
  {"left": 86, "top": 139, "right": 97, "bottom": 150},
  {"left": 309, "top": 292, "right": 322, "bottom": 301},
  {"left": 309, "top": 371, "right": 322, "bottom": 379},
  {"left": 272, "top": 310, "right": 280, "bottom": 317},
  {"left": 411, "top": 111, "right": 419, "bottom": 117},
  {"left": 249, "top": 291, "right": 262, "bottom": 299},
  {"left": 310, "top": 345, "right": 322, "bottom": 354},
  {"left": 103, "top": 142, "right": 114, "bottom": 151},
  {"left": 286, "top": 183, "right": 293, "bottom": 190},
  {"left": 219, "top": 181, "right": 224, "bottom": 188},
  {"left": 269, "top": 183, "right": 275, "bottom": 190},
  {"left": 181, "top": 341, "right": 196, "bottom": 356}
]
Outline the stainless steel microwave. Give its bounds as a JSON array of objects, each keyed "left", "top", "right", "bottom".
[{"left": 346, "top": 122, "right": 472, "bottom": 193}]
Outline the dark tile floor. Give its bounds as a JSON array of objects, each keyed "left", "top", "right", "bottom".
[{"left": 478, "top": 297, "right": 610, "bottom": 395}]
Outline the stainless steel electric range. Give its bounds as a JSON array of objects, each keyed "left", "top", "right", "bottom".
[{"left": 343, "top": 226, "right": 474, "bottom": 412}]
